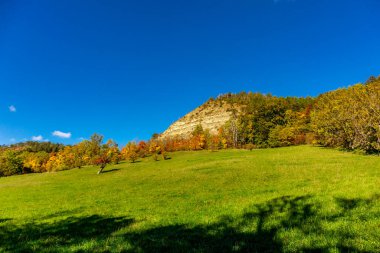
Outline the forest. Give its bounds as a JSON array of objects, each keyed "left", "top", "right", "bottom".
[{"left": 1, "top": 75, "right": 380, "bottom": 177}]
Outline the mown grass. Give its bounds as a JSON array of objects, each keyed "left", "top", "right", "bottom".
[{"left": 0, "top": 146, "right": 379, "bottom": 252}]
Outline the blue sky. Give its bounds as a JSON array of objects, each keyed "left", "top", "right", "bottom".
[{"left": 1, "top": 0, "right": 380, "bottom": 146}]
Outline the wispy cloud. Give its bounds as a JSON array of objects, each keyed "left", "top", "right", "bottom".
[
  {"left": 32, "top": 135, "right": 43, "bottom": 141},
  {"left": 31, "top": 135, "right": 49, "bottom": 142},
  {"left": 52, "top": 130, "right": 72, "bottom": 139},
  {"left": 9, "top": 105, "right": 16, "bottom": 112},
  {"left": 9, "top": 138, "right": 16, "bottom": 143}
]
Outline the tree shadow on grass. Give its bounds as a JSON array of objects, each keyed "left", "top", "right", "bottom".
[
  {"left": 0, "top": 215, "right": 135, "bottom": 252},
  {"left": 123, "top": 195, "right": 379, "bottom": 252},
  {"left": 335, "top": 194, "right": 380, "bottom": 211},
  {"left": 0, "top": 218, "right": 10, "bottom": 224},
  {"left": 101, "top": 168, "right": 121, "bottom": 173},
  {"left": 123, "top": 195, "right": 316, "bottom": 252},
  {"left": 0, "top": 194, "right": 378, "bottom": 252}
]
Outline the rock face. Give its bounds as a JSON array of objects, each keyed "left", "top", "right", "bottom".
[{"left": 160, "top": 100, "right": 240, "bottom": 139}]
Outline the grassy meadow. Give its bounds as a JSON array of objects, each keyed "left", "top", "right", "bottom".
[{"left": 0, "top": 146, "right": 379, "bottom": 252}]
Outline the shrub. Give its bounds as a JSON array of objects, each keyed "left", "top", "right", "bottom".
[
  {"left": 244, "top": 143, "right": 256, "bottom": 151},
  {"left": 0, "top": 151, "right": 23, "bottom": 176}
]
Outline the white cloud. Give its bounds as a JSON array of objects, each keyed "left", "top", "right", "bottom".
[
  {"left": 9, "top": 105, "right": 16, "bottom": 112},
  {"left": 9, "top": 138, "right": 16, "bottom": 143},
  {"left": 52, "top": 130, "right": 72, "bottom": 139},
  {"left": 32, "top": 135, "right": 43, "bottom": 141},
  {"left": 31, "top": 135, "right": 49, "bottom": 142}
]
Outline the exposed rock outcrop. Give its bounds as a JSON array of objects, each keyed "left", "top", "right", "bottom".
[{"left": 160, "top": 100, "right": 241, "bottom": 139}]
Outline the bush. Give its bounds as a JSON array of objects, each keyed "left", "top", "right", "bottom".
[
  {"left": 122, "top": 142, "right": 139, "bottom": 163},
  {"left": 0, "top": 151, "right": 23, "bottom": 176},
  {"left": 244, "top": 143, "right": 256, "bottom": 151}
]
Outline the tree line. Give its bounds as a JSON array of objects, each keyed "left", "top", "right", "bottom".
[
  {"left": 312, "top": 76, "right": 380, "bottom": 152},
  {"left": 160, "top": 75, "right": 380, "bottom": 151},
  {"left": 1, "top": 75, "right": 379, "bottom": 177},
  {"left": 0, "top": 134, "right": 169, "bottom": 177}
]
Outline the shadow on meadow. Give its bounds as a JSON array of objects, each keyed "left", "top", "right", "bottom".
[
  {"left": 0, "top": 215, "right": 135, "bottom": 252},
  {"left": 101, "top": 168, "right": 121, "bottom": 173},
  {"left": 0, "top": 195, "right": 378, "bottom": 252},
  {"left": 335, "top": 194, "right": 380, "bottom": 211},
  {"left": 0, "top": 218, "right": 11, "bottom": 224},
  {"left": 123, "top": 195, "right": 378, "bottom": 252}
]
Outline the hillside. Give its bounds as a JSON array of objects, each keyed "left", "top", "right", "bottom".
[
  {"left": 2, "top": 77, "right": 380, "bottom": 178},
  {"left": 160, "top": 99, "right": 242, "bottom": 139},
  {"left": 0, "top": 146, "right": 379, "bottom": 252},
  {"left": 159, "top": 76, "right": 380, "bottom": 153}
]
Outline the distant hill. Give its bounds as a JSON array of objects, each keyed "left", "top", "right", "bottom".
[
  {"left": 159, "top": 74, "right": 380, "bottom": 153},
  {"left": 159, "top": 90, "right": 312, "bottom": 142}
]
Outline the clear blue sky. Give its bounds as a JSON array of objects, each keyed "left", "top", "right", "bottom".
[{"left": 1, "top": 0, "right": 380, "bottom": 146}]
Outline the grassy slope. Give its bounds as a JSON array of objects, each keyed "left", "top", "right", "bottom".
[{"left": 0, "top": 146, "right": 379, "bottom": 252}]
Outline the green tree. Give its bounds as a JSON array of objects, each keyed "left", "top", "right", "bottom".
[{"left": 0, "top": 150, "right": 23, "bottom": 176}]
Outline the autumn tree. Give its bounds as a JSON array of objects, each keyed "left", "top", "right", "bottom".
[
  {"left": 190, "top": 124, "right": 206, "bottom": 150},
  {"left": 72, "top": 141, "right": 90, "bottom": 168},
  {"left": 88, "top": 133, "right": 103, "bottom": 164},
  {"left": 149, "top": 141, "right": 161, "bottom": 161},
  {"left": 122, "top": 142, "right": 139, "bottom": 163},
  {"left": 137, "top": 141, "right": 148, "bottom": 158},
  {"left": 106, "top": 139, "right": 121, "bottom": 164},
  {"left": 21, "top": 151, "right": 50, "bottom": 173},
  {"left": 95, "top": 143, "right": 115, "bottom": 174},
  {"left": 95, "top": 148, "right": 111, "bottom": 174}
]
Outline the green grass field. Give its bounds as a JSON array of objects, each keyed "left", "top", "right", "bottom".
[{"left": 0, "top": 146, "right": 379, "bottom": 252}]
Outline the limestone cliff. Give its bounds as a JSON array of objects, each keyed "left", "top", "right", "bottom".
[{"left": 160, "top": 100, "right": 241, "bottom": 139}]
